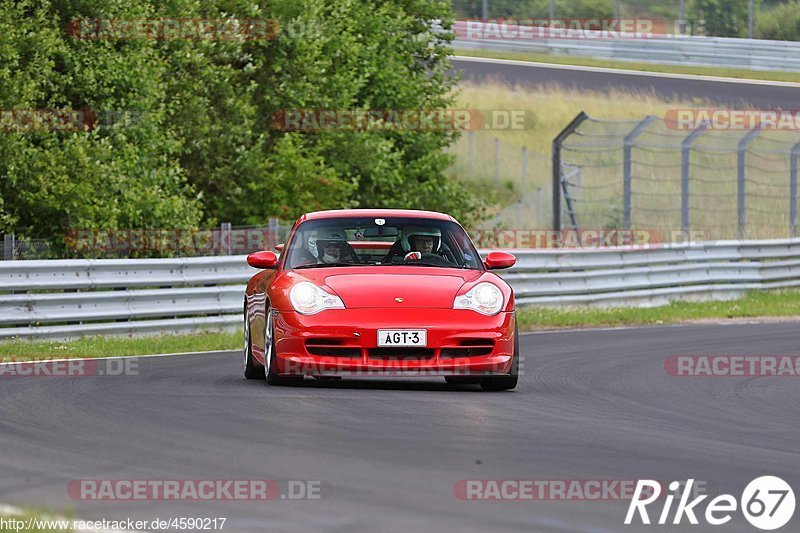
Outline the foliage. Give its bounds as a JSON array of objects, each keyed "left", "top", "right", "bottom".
[
  {"left": 0, "top": 0, "right": 203, "bottom": 240},
  {"left": 689, "top": 0, "right": 755, "bottom": 37},
  {"left": 756, "top": 0, "right": 800, "bottom": 40},
  {"left": 0, "top": 0, "right": 486, "bottom": 249}
]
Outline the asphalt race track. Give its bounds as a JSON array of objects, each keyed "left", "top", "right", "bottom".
[
  {"left": 452, "top": 56, "right": 800, "bottom": 109},
  {"left": 1, "top": 321, "right": 799, "bottom": 532}
]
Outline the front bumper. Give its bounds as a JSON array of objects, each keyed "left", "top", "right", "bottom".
[{"left": 273, "top": 308, "right": 515, "bottom": 377}]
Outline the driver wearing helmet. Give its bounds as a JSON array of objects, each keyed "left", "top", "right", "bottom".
[
  {"left": 404, "top": 226, "right": 441, "bottom": 260},
  {"left": 307, "top": 229, "right": 353, "bottom": 264},
  {"left": 381, "top": 225, "right": 455, "bottom": 264}
]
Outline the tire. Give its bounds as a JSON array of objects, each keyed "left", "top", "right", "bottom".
[
  {"left": 444, "top": 376, "right": 481, "bottom": 385},
  {"left": 264, "top": 306, "right": 302, "bottom": 386},
  {"left": 243, "top": 302, "right": 265, "bottom": 380},
  {"left": 480, "top": 322, "right": 519, "bottom": 391}
]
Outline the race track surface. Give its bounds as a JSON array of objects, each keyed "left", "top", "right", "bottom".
[
  {"left": 453, "top": 56, "right": 800, "bottom": 109},
  {"left": 1, "top": 321, "right": 799, "bottom": 532}
]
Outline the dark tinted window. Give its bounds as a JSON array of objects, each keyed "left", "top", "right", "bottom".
[{"left": 284, "top": 217, "right": 482, "bottom": 270}]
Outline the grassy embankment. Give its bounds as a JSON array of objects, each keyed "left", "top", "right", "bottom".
[{"left": 451, "top": 81, "right": 798, "bottom": 239}]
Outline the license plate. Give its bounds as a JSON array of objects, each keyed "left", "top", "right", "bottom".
[{"left": 377, "top": 329, "right": 427, "bottom": 347}]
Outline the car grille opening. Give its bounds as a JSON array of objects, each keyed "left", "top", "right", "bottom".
[
  {"left": 368, "top": 348, "right": 435, "bottom": 359},
  {"left": 440, "top": 339, "right": 494, "bottom": 358},
  {"left": 305, "top": 339, "right": 360, "bottom": 357}
]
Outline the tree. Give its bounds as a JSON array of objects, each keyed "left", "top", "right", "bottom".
[
  {"left": 0, "top": 0, "right": 203, "bottom": 243},
  {"left": 691, "top": 0, "right": 753, "bottom": 37},
  {"left": 0, "top": 0, "right": 486, "bottom": 253}
]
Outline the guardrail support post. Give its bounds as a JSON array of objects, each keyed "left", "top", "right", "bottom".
[
  {"left": 678, "top": 0, "right": 686, "bottom": 34},
  {"left": 552, "top": 111, "right": 588, "bottom": 231},
  {"left": 536, "top": 187, "right": 543, "bottom": 227},
  {"left": 791, "top": 141, "right": 800, "bottom": 238},
  {"left": 468, "top": 131, "right": 474, "bottom": 174},
  {"left": 738, "top": 125, "right": 762, "bottom": 239},
  {"left": 494, "top": 137, "right": 500, "bottom": 185},
  {"left": 2, "top": 233, "right": 14, "bottom": 261},
  {"left": 681, "top": 124, "right": 707, "bottom": 234},
  {"left": 521, "top": 146, "right": 527, "bottom": 191},
  {"left": 623, "top": 116, "right": 657, "bottom": 230},
  {"left": 221, "top": 222, "right": 232, "bottom": 256}
]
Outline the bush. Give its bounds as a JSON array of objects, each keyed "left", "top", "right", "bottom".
[
  {"left": 0, "top": 1, "right": 203, "bottom": 243},
  {"left": 0, "top": 0, "right": 488, "bottom": 248},
  {"left": 756, "top": 0, "right": 800, "bottom": 40},
  {"left": 690, "top": 0, "right": 753, "bottom": 37}
]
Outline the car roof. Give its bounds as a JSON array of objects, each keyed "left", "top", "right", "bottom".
[{"left": 298, "top": 209, "right": 456, "bottom": 223}]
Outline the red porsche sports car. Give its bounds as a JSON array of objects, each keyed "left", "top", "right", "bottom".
[{"left": 243, "top": 209, "right": 519, "bottom": 391}]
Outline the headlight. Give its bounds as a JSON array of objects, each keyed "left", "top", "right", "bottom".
[
  {"left": 290, "top": 282, "right": 345, "bottom": 315},
  {"left": 453, "top": 282, "right": 503, "bottom": 316}
]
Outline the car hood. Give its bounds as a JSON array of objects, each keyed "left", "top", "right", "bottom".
[{"left": 295, "top": 267, "right": 483, "bottom": 308}]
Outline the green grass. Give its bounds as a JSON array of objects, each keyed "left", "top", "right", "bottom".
[
  {"left": 453, "top": 48, "right": 800, "bottom": 83},
  {"left": 0, "top": 330, "right": 241, "bottom": 362},
  {"left": 517, "top": 289, "right": 800, "bottom": 330}
]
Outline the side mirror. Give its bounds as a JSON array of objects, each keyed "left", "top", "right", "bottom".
[
  {"left": 275, "top": 243, "right": 284, "bottom": 252},
  {"left": 484, "top": 251, "right": 516, "bottom": 270},
  {"left": 247, "top": 251, "right": 279, "bottom": 269}
]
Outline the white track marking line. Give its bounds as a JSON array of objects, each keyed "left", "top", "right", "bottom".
[
  {"left": 451, "top": 55, "right": 800, "bottom": 88},
  {"left": 0, "top": 349, "right": 232, "bottom": 366},
  {"left": 520, "top": 318, "right": 800, "bottom": 335}
]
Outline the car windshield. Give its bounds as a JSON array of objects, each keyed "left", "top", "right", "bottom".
[{"left": 284, "top": 216, "right": 483, "bottom": 270}]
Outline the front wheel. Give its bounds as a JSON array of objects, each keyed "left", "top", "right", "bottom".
[
  {"left": 243, "top": 302, "right": 265, "bottom": 380},
  {"left": 480, "top": 323, "right": 519, "bottom": 391}
]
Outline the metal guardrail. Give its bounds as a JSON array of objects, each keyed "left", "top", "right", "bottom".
[
  {"left": 507, "top": 239, "right": 800, "bottom": 306},
  {"left": 452, "top": 22, "right": 800, "bottom": 72},
  {"left": 0, "top": 256, "right": 252, "bottom": 341},
  {"left": 2, "top": 239, "right": 800, "bottom": 340}
]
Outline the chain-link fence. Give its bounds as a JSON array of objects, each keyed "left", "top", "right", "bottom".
[
  {"left": 447, "top": 131, "right": 552, "bottom": 230},
  {"left": 552, "top": 113, "right": 800, "bottom": 240}
]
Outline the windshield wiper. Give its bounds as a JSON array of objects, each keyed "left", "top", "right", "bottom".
[
  {"left": 402, "top": 261, "right": 472, "bottom": 269},
  {"left": 293, "top": 262, "right": 362, "bottom": 269}
]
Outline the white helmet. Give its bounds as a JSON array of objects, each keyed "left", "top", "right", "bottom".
[
  {"left": 401, "top": 226, "right": 441, "bottom": 252},
  {"left": 307, "top": 228, "right": 348, "bottom": 261}
]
